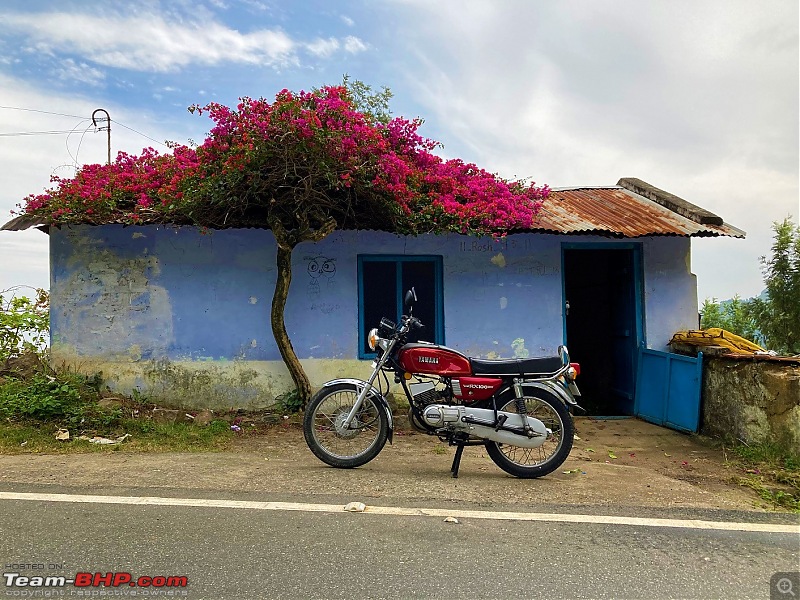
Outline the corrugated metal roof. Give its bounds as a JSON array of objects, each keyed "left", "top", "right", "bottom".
[
  {"left": 0, "top": 214, "right": 49, "bottom": 232},
  {"left": 1, "top": 178, "right": 745, "bottom": 239},
  {"left": 533, "top": 181, "right": 745, "bottom": 238}
]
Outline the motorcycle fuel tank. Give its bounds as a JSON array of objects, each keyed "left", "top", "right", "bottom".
[{"left": 397, "top": 343, "right": 472, "bottom": 376}]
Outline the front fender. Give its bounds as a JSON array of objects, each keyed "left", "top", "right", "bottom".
[{"left": 321, "top": 378, "right": 394, "bottom": 444}]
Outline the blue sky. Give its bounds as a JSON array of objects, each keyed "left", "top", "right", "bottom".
[{"left": 0, "top": 0, "right": 798, "bottom": 302}]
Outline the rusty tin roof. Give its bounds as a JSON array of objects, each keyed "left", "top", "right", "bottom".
[{"left": 534, "top": 178, "right": 745, "bottom": 238}]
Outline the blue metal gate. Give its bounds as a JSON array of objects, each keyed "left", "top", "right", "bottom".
[{"left": 634, "top": 349, "right": 703, "bottom": 433}]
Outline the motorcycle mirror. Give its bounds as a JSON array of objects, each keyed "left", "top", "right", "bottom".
[{"left": 404, "top": 287, "right": 417, "bottom": 310}]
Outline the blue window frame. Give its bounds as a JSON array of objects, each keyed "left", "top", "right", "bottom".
[{"left": 357, "top": 255, "right": 444, "bottom": 358}]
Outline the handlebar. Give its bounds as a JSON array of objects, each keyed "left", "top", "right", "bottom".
[
  {"left": 388, "top": 314, "right": 424, "bottom": 339},
  {"left": 405, "top": 316, "right": 423, "bottom": 332}
]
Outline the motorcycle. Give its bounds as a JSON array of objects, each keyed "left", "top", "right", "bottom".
[{"left": 302, "top": 288, "right": 582, "bottom": 478}]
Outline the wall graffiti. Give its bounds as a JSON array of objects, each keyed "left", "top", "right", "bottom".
[{"left": 305, "top": 255, "right": 337, "bottom": 299}]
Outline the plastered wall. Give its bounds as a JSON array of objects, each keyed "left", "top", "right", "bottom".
[{"left": 49, "top": 225, "right": 697, "bottom": 408}]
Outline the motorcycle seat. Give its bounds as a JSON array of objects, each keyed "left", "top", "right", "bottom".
[{"left": 470, "top": 356, "right": 564, "bottom": 376}]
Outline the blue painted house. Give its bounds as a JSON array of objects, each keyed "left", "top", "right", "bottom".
[{"left": 3, "top": 178, "right": 744, "bottom": 419}]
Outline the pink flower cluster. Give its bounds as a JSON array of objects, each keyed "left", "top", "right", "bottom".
[
  {"left": 20, "top": 85, "right": 548, "bottom": 236},
  {"left": 20, "top": 145, "right": 200, "bottom": 224}
]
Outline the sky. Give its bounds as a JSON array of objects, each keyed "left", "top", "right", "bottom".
[{"left": 0, "top": 0, "right": 797, "bottom": 303}]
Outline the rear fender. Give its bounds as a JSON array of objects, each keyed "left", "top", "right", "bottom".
[
  {"left": 497, "top": 381, "right": 578, "bottom": 408},
  {"left": 321, "top": 378, "right": 394, "bottom": 444},
  {"left": 524, "top": 381, "right": 577, "bottom": 406}
]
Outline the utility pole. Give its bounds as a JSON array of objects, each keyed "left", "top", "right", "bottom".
[{"left": 91, "top": 108, "right": 111, "bottom": 165}]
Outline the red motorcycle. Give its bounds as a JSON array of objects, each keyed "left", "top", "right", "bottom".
[{"left": 303, "top": 289, "right": 582, "bottom": 478}]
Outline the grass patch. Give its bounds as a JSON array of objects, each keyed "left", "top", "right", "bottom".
[
  {"left": 0, "top": 419, "right": 235, "bottom": 454},
  {"left": 725, "top": 441, "right": 800, "bottom": 512},
  {"left": 0, "top": 363, "right": 241, "bottom": 453},
  {"left": 432, "top": 442, "right": 447, "bottom": 455}
]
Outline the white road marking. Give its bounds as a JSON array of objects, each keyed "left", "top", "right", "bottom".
[{"left": 0, "top": 491, "right": 797, "bottom": 533}]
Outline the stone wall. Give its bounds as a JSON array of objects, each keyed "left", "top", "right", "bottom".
[{"left": 701, "top": 356, "right": 800, "bottom": 455}]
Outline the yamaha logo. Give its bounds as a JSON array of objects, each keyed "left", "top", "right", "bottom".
[
  {"left": 424, "top": 408, "right": 442, "bottom": 423},
  {"left": 418, "top": 356, "right": 439, "bottom": 364}
]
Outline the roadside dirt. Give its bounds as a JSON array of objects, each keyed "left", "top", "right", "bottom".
[{"left": 0, "top": 417, "right": 780, "bottom": 513}]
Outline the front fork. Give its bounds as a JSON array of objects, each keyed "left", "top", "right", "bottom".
[{"left": 342, "top": 339, "right": 397, "bottom": 428}]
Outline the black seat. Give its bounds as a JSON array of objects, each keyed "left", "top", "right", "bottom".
[{"left": 470, "top": 356, "right": 564, "bottom": 376}]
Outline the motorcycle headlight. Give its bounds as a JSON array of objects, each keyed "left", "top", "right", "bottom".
[{"left": 368, "top": 328, "right": 380, "bottom": 351}]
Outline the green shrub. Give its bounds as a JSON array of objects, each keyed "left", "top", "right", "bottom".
[
  {"left": 276, "top": 388, "right": 303, "bottom": 413},
  {"left": 0, "top": 371, "right": 118, "bottom": 430}
]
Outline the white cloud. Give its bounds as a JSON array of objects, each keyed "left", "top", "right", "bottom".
[
  {"left": 306, "top": 37, "right": 340, "bottom": 58},
  {"left": 54, "top": 58, "right": 105, "bottom": 87},
  {"left": 240, "top": 0, "right": 270, "bottom": 12},
  {"left": 0, "top": 10, "right": 297, "bottom": 72},
  {"left": 341, "top": 15, "right": 355, "bottom": 27},
  {"left": 0, "top": 8, "right": 370, "bottom": 73},
  {"left": 343, "top": 36, "right": 367, "bottom": 54}
]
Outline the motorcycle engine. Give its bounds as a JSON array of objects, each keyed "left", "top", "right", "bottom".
[
  {"left": 409, "top": 380, "right": 446, "bottom": 406},
  {"left": 408, "top": 380, "right": 447, "bottom": 432}
]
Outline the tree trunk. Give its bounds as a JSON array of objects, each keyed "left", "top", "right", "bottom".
[
  {"left": 270, "top": 243, "right": 313, "bottom": 406},
  {"left": 269, "top": 217, "right": 337, "bottom": 408}
]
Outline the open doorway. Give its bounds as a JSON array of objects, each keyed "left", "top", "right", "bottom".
[{"left": 563, "top": 247, "right": 642, "bottom": 416}]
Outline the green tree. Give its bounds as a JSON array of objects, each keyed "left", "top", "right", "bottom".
[
  {"left": 700, "top": 295, "right": 759, "bottom": 343},
  {"left": 0, "top": 287, "right": 49, "bottom": 362},
  {"left": 748, "top": 218, "right": 800, "bottom": 355}
]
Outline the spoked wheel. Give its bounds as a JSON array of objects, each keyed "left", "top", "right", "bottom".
[
  {"left": 303, "top": 383, "right": 389, "bottom": 468},
  {"left": 485, "top": 390, "right": 574, "bottom": 478}
]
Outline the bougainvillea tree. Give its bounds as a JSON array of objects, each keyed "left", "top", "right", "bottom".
[{"left": 20, "top": 83, "right": 549, "bottom": 405}]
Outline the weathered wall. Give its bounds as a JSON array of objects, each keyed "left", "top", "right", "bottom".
[
  {"left": 49, "top": 225, "right": 698, "bottom": 408},
  {"left": 641, "top": 236, "right": 697, "bottom": 350},
  {"left": 702, "top": 357, "right": 800, "bottom": 454}
]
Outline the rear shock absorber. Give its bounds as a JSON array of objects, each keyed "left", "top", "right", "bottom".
[{"left": 513, "top": 378, "right": 534, "bottom": 436}]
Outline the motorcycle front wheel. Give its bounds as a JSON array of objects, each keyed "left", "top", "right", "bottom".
[
  {"left": 485, "top": 390, "right": 574, "bottom": 478},
  {"left": 303, "top": 383, "right": 389, "bottom": 469}
]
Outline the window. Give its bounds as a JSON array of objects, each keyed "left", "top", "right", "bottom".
[{"left": 357, "top": 255, "right": 444, "bottom": 358}]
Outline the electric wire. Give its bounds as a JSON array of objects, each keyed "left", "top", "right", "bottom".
[
  {"left": 66, "top": 120, "right": 94, "bottom": 169},
  {"left": 0, "top": 105, "right": 168, "bottom": 147},
  {"left": 0, "top": 130, "right": 87, "bottom": 136},
  {"left": 113, "top": 121, "right": 167, "bottom": 147},
  {"left": 0, "top": 106, "right": 85, "bottom": 119}
]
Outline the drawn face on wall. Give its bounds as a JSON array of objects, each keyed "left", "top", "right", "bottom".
[
  {"left": 307, "top": 257, "right": 336, "bottom": 279},
  {"left": 306, "top": 256, "right": 336, "bottom": 298}
]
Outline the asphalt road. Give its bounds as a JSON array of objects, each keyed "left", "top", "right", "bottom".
[{"left": 1, "top": 485, "right": 798, "bottom": 600}]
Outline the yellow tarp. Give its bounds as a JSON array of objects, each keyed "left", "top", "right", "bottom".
[{"left": 670, "top": 328, "right": 766, "bottom": 355}]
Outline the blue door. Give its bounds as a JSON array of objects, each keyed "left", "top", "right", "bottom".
[{"left": 634, "top": 349, "right": 703, "bottom": 433}]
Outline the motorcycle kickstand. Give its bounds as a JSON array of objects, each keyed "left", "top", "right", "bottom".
[{"left": 450, "top": 443, "right": 465, "bottom": 478}]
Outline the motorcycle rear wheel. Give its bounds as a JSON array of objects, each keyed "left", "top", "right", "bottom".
[
  {"left": 303, "top": 383, "right": 389, "bottom": 469},
  {"left": 484, "top": 390, "right": 574, "bottom": 478}
]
